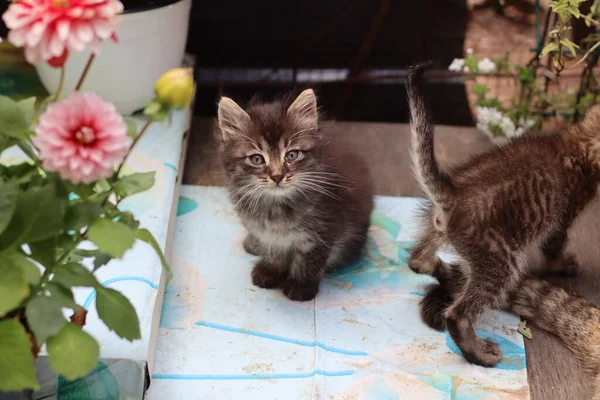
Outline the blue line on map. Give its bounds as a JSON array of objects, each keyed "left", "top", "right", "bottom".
[
  {"left": 83, "top": 276, "right": 159, "bottom": 310},
  {"left": 164, "top": 162, "right": 178, "bottom": 172},
  {"left": 151, "top": 369, "right": 355, "bottom": 380},
  {"left": 194, "top": 321, "right": 368, "bottom": 356}
]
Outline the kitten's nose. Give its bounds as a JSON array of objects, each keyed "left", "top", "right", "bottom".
[{"left": 270, "top": 174, "right": 284, "bottom": 185}]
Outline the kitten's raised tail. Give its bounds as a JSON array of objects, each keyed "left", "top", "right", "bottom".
[
  {"left": 407, "top": 63, "right": 454, "bottom": 212},
  {"left": 509, "top": 276, "right": 600, "bottom": 398}
]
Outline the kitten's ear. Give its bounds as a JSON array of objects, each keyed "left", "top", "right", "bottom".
[
  {"left": 287, "top": 89, "right": 318, "bottom": 131},
  {"left": 218, "top": 97, "right": 250, "bottom": 141}
]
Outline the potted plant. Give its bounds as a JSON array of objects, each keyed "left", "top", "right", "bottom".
[
  {"left": 448, "top": 0, "right": 600, "bottom": 143},
  {"left": 32, "top": 0, "right": 192, "bottom": 115},
  {"left": 0, "top": 0, "right": 195, "bottom": 396}
]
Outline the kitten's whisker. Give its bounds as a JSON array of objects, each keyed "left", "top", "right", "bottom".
[
  {"left": 295, "top": 182, "right": 341, "bottom": 200},
  {"left": 233, "top": 185, "right": 262, "bottom": 209},
  {"left": 297, "top": 171, "right": 355, "bottom": 185},
  {"left": 295, "top": 177, "right": 352, "bottom": 189}
]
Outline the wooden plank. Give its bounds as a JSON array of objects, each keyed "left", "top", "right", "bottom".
[{"left": 183, "top": 117, "right": 599, "bottom": 399}]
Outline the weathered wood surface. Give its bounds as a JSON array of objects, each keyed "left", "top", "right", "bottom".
[{"left": 184, "top": 117, "right": 600, "bottom": 400}]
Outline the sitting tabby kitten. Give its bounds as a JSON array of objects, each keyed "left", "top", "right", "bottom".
[
  {"left": 407, "top": 63, "right": 600, "bottom": 371},
  {"left": 217, "top": 89, "right": 374, "bottom": 301}
]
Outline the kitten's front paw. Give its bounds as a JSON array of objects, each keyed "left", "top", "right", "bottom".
[
  {"left": 243, "top": 235, "right": 262, "bottom": 256},
  {"left": 281, "top": 279, "right": 319, "bottom": 302},
  {"left": 463, "top": 338, "right": 503, "bottom": 368},
  {"left": 251, "top": 261, "right": 287, "bottom": 289}
]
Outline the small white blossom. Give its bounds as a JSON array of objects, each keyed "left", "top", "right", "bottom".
[
  {"left": 500, "top": 116, "right": 517, "bottom": 137},
  {"left": 476, "top": 107, "right": 533, "bottom": 138},
  {"left": 466, "top": 48, "right": 474, "bottom": 55},
  {"left": 518, "top": 116, "right": 536, "bottom": 130},
  {"left": 463, "top": 66, "right": 471, "bottom": 73},
  {"left": 515, "top": 127, "right": 525, "bottom": 137},
  {"left": 478, "top": 57, "right": 496, "bottom": 74},
  {"left": 448, "top": 58, "right": 465, "bottom": 72},
  {"left": 476, "top": 106, "right": 502, "bottom": 137}
]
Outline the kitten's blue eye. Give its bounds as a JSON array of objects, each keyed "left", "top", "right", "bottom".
[
  {"left": 285, "top": 150, "right": 300, "bottom": 163},
  {"left": 249, "top": 154, "right": 265, "bottom": 166}
]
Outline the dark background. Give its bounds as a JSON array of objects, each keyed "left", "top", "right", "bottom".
[
  {"left": 0, "top": 0, "right": 473, "bottom": 125},
  {"left": 185, "top": 0, "right": 472, "bottom": 125}
]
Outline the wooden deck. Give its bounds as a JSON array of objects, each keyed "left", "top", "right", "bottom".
[{"left": 183, "top": 117, "right": 600, "bottom": 400}]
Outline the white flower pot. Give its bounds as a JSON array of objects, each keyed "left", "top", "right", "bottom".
[{"left": 35, "top": 0, "right": 192, "bottom": 115}]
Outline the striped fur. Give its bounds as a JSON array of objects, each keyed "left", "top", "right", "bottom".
[
  {"left": 406, "top": 60, "right": 600, "bottom": 393},
  {"left": 422, "top": 263, "right": 600, "bottom": 399},
  {"left": 407, "top": 64, "right": 454, "bottom": 227}
]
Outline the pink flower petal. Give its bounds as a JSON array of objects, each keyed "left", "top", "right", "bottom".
[
  {"left": 34, "top": 92, "right": 128, "bottom": 183},
  {"left": 76, "top": 23, "right": 94, "bottom": 43},
  {"left": 4, "top": 0, "right": 122, "bottom": 64},
  {"left": 7, "top": 28, "right": 28, "bottom": 47},
  {"left": 56, "top": 19, "right": 70, "bottom": 41}
]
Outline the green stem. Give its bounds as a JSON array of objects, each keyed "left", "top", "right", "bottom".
[
  {"left": 75, "top": 53, "right": 96, "bottom": 92},
  {"left": 53, "top": 66, "right": 65, "bottom": 102},
  {"left": 114, "top": 119, "right": 153, "bottom": 179}
]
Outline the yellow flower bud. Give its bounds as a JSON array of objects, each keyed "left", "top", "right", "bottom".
[{"left": 153, "top": 68, "right": 195, "bottom": 110}]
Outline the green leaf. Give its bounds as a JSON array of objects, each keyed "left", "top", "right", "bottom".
[
  {"left": 95, "top": 287, "right": 141, "bottom": 341},
  {"left": 0, "top": 319, "right": 39, "bottom": 391},
  {"left": 46, "top": 282, "right": 76, "bottom": 309},
  {"left": 113, "top": 172, "right": 155, "bottom": 198},
  {"left": 16, "top": 97, "right": 37, "bottom": 127},
  {"left": 144, "top": 100, "right": 162, "bottom": 116},
  {"left": 1, "top": 162, "right": 36, "bottom": 181},
  {"left": 94, "top": 179, "right": 111, "bottom": 193},
  {"left": 53, "top": 263, "right": 98, "bottom": 288},
  {"left": 135, "top": 228, "right": 171, "bottom": 280},
  {"left": 568, "top": 4, "right": 581, "bottom": 18},
  {"left": 125, "top": 118, "right": 138, "bottom": 138},
  {"left": 0, "top": 257, "right": 29, "bottom": 316},
  {"left": 0, "top": 183, "right": 66, "bottom": 250},
  {"left": 7, "top": 252, "right": 40, "bottom": 285},
  {"left": 151, "top": 109, "right": 169, "bottom": 122},
  {"left": 117, "top": 211, "right": 140, "bottom": 230},
  {"left": 29, "top": 238, "right": 56, "bottom": 267},
  {"left": 87, "top": 219, "right": 135, "bottom": 258},
  {"left": 471, "top": 83, "right": 488, "bottom": 97},
  {"left": 46, "top": 323, "right": 99, "bottom": 381},
  {"left": 0, "top": 180, "right": 18, "bottom": 236},
  {"left": 65, "top": 202, "right": 102, "bottom": 231},
  {"left": 0, "top": 136, "right": 17, "bottom": 155},
  {"left": 17, "top": 140, "right": 38, "bottom": 161},
  {"left": 93, "top": 252, "right": 113, "bottom": 271},
  {"left": 463, "top": 55, "right": 479, "bottom": 73},
  {"left": 0, "top": 96, "right": 29, "bottom": 139},
  {"left": 25, "top": 292, "right": 67, "bottom": 344},
  {"left": 540, "top": 42, "right": 559, "bottom": 57},
  {"left": 88, "top": 191, "right": 111, "bottom": 204},
  {"left": 560, "top": 38, "right": 580, "bottom": 56}
]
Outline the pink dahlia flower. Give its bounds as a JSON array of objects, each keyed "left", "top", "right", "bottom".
[
  {"left": 33, "top": 92, "right": 130, "bottom": 184},
  {"left": 2, "top": 0, "right": 123, "bottom": 66}
]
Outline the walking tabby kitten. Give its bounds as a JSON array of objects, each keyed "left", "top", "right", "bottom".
[
  {"left": 407, "top": 63, "right": 600, "bottom": 397},
  {"left": 217, "top": 89, "right": 373, "bottom": 301}
]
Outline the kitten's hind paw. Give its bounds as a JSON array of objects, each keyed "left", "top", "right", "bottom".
[
  {"left": 243, "top": 235, "right": 263, "bottom": 256},
  {"left": 420, "top": 284, "right": 453, "bottom": 331},
  {"left": 251, "top": 261, "right": 288, "bottom": 289},
  {"left": 281, "top": 279, "right": 319, "bottom": 302},
  {"left": 462, "top": 338, "right": 503, "bottom": 368}
]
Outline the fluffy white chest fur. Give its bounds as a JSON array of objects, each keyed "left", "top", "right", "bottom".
[{"left": 246, "top": 220, "right": 315, "bottom": 253}]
